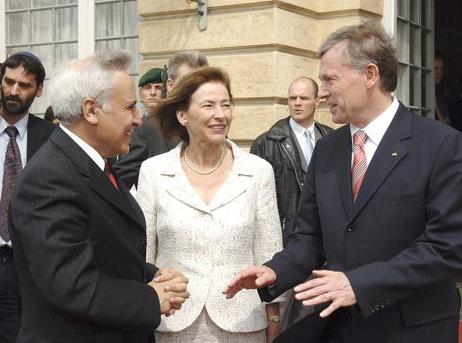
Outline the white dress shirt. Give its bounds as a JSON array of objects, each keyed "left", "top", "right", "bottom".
[
  {"left": 350, "top": 96, "right": 399, "bottom": 165},
  {"left": 289, "top": 118, "right": 315, "bottom": 161},
  {"left": 60, "top": 124, "right": 105, "bottom": 171},
  {"left": 0, "top": 114, "right": 29, "bottom": 246}
]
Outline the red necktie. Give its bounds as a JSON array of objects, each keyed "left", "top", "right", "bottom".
[
  {"left": 104, "top": 161, "right": 119, "bottom": 191},
  {"left": 0, "top": 126, "right": 23, "bottom": 241},
  {"left": 351, "top": 130, "right": 368, "bottom": 202}
]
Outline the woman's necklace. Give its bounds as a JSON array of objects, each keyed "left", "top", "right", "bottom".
[{"left": 184, "top": 143, "right": 226, "bottom": 175}]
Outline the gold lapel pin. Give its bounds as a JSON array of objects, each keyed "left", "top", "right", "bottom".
[{"left": 391, "top": 152, "right": 398, "bottom": 157}]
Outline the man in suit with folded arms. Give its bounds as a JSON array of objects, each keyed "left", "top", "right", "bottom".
[
  {"left": 224, "top": 21, "right": 462, "bottom": 342},
  {"left": 8, "top": 50, "right": 189, "bottom": 343}
]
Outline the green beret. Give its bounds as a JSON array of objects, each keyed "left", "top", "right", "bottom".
[{"left": 138, "top": 68, "right": 165, "bottom": 87}]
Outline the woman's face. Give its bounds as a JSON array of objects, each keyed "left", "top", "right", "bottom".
[{"left": 177, "top": 81, "right": 233, "bottom": 145}]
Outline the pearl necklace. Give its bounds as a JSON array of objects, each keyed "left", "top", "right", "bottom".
[{"left": 184, "top": 143, "right": 225, "bottom": 175}]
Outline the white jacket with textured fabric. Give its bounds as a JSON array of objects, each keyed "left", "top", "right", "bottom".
[{"left": 136, "top": 140, "right": 283, "bottom": 333}]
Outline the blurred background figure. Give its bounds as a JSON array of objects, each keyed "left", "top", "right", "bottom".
[
  {"left": 251, "top": 77, "right": 332, "bottom": 244},
  {"left": 434, "top": 52, "right": 451, "bottom": 123},
  {"left": 449, "top": 75, "right": 462, "bottom": 132},
  {"left": 0, "top": 51, "right": 54, "bottom": 343},
  {"left": 138, "top": 67, "right": 166, "bottom": 118},
  {"left": 137, "top": 67, "right": 283, "bottom": 343},
  {"left": 114, "top": 50, "right": 208, "bottom": 190}
]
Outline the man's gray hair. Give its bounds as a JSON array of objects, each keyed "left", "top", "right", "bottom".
[
  {"left": 48, "top": 50, "right": 132, "bottom": 125},
  {"left": 318, "top": 21, "right": 398, "bottom": 92},
  {"left": 167, "top": 50, "right": 208, "bottom": 82}
]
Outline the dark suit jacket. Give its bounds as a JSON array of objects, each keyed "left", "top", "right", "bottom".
[
  {"left": 25, "top": 114, "right": 55, "bottom": 161},
  {"left": 9, "top": 127, "right": 160, "bottom": 343},
  {"left": 261, "top": 104, "right": 462, "bottom": 342},
  {"left": 0, "top": 114, "right": 53, "bottom": 342},
  {"left": 114, "top": 117, "right": 172, "bottom": 189}
]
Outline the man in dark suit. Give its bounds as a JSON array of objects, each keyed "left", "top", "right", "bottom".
[
  {"left": 0, "top": 51, "right": 54, "bottom": 342},
  {"left": 224, "top": 21, "right": 462, "bottom": 343},
  {"left": 9, "top": 50, "right": 189, "bottom": 343}
]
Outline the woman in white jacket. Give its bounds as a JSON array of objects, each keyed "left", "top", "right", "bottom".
[{"left": 137, "top": 67, "right": 283, "bottom": 343}]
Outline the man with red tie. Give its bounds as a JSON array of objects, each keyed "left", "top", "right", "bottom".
[
  {"left": 224, "top": 21, "right": 462, "bottom": 342},
  {"left": 8, "top": 50, "right": 189, "bottom": 343},
  {"left": 0, "top": 52, "right": 54, "bottom": 342}
]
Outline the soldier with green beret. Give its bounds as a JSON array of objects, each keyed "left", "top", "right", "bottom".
[{"left": 138, "top": 67, "right": 166, "bottom": 117}]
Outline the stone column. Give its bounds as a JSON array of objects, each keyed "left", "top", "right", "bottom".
[{"left": 138, "top": 0, "right": 382, "bottom": 146}]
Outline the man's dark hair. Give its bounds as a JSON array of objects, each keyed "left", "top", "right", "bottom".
[
  {"left": 1, "top": 53, "right": 46, "bottom": 86},
  {"left": 435, "top": 51, "right": 444, "bottom": 62},
  {"left": 168, "top": 50, "right": 208, "bottom": 83}
]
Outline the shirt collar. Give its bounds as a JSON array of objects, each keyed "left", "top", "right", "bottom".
[
  {"left": 350, "top": 96, "right": 399, "bottom": 146},
  {"left": 289, "top": 117, "right": 314, "bottom": 139},
  {"left": 0, "top": 113, "right": 29, "bottom": 140},
  {"left": 59, "top": 124, "right": 105, "bottom": 171}
]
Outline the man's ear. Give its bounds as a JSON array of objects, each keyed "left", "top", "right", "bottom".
[
  {"left": 82, "top": 97, "right": 99, "bottom": 125},
  {"left": 35, "top": 84, "right": 43, "bottom": 98},
  {"left": 364, "top": 63, "right": 380, "bottom": 89}
]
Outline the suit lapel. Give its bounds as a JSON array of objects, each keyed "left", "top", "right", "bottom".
[
  {"left": 208, "top": 143, "right": 249, "bottom": 211},
  {"left": 26, "top": 114, "right": 53, "bottom": 160},
  {"left": 161, "top": 144, "right": 212, "bottom": 213},
  {"left": 334, "top": 127, "right": 354, "bottom": 216},
  {"left": 89, "top": 163, "right": 145, "bottom": 228},
  {"left": 314, "top": 123, "right": 322, "bottom": 143},
  {"left": 162, "top": 141, "right": 248, "bottom": 213},
  {"left": 348, "top": 105, "right": 411, "bottom": 224},
  {"left": 166, "top": 173, "right": 212, "bottom": 214},
  {"left": 51, "top": 128, "right": 144, "bottom": 227}
]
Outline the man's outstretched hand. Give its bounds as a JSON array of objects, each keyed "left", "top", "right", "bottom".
[
  {"left": 294, "top": 270, "right": 356, "bottom": 318},
  {"left": 222, "top": 265, "right": 276, "bottom": 299}
]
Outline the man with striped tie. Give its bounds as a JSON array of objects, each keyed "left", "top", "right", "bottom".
[{"left": 225, "top": 21, "right": 462, "bottom": 343}]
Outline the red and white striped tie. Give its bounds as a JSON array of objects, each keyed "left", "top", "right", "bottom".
[{"left": 351, "top": 130, "right": 368, "bottom": 202}]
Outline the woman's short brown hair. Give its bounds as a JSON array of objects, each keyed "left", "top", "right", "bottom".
[{"left": 150, "top": 67, "right": 233, "bottom": 143}]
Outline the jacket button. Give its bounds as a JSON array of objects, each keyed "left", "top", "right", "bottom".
[
  {"left": 346, "top": 224, "right": 354, "bottom": 232},
  {"left": 300, "top": 182, "right": 304, "bottom": 187}
]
